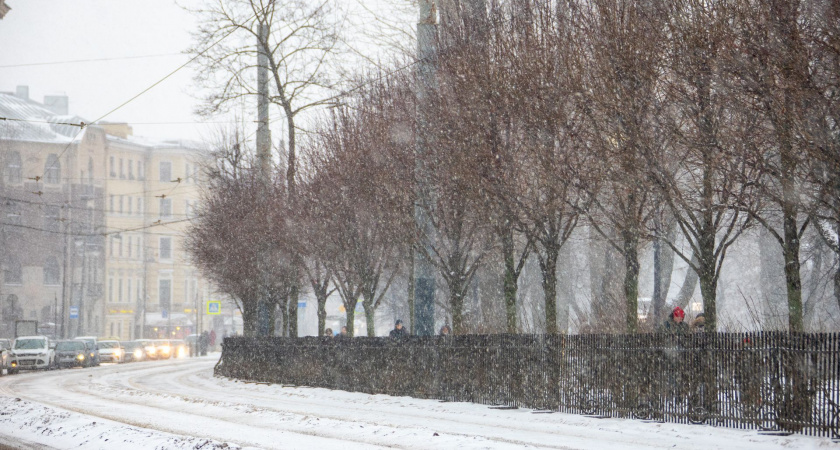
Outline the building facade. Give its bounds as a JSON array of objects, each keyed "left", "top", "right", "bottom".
[{"left": 0, "top": 87, "right": 228, "bottom": 340}]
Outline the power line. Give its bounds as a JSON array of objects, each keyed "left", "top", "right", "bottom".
[
  {"left": 38, "top": 11, "right": 255, "bottom": 188},
  {"left": 0, "top": 53, "right": 184, "bottom": 69},
  {"left": 0, "top": 117, "right": 85, "bottom": 128}
]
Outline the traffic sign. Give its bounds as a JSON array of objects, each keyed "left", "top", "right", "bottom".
[
  {"left": 69, "top": 306, "right": 79, "bottom": 319},
  {"left": 206, "top": 301, "right": 221, "bottom": 315}
]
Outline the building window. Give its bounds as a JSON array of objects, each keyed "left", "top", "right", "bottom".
[
  {"left": 44, "top": 206, "right": 60, "bottom": 232},
  {"left": 128, "top": 279, "right": 132, "bottom": 302},
  {"left": 43, "top": 258, "right": 60, "bottom": 285},
  {"left": 4, "top": 258, "right": 22, "bottom": 284},
  {"left": 119, "top": 196, "right": 124, "bottom": 214},
  {"left": 6, "top": 151, "right": 21, "bottom": 183},
  {"left": 127, "top": 237, "right": 132, "bottom": 258},
  {"left": 109, "top": 278, "right": 113, "bottom": 303},
  {"left": 128, "top": 160, "right": 134, "bottom": 180},
  {"left": 159, "top": 279, "right": 171, "bottom": 310},
  {"left": 159, "top": 237, "right": 172, "bottom": 260},
  {"left": 159, "top": 161, "right": 172, "bottom": 182},
  {"left": 138, "top": 161, "right": 144, "bottom": 180},
  {"left": 137, "top": 279, "right": 142, "bottom": 303},
  {"left": 88, "top": 157, "right": 94, "bottom": 183},
  {"left": 138, "top": 197, "right": 144, "bottom": 215},
  {"left": 118, "top": 278, "right": 123, "bottom": 302},
  {"left": 119, "top": 158, "right": 125, "bottom": 179},
  {"left": 109, "top": 195, "right": 115, "bottom": 213},
  {"left": 127, "top": 197, "right": 133, "bottom": 215},
  {"left": 6, "top": 201, "right": 21, "bottom": 225},
  {"left": 110, "top": 156, "right": 116, "bottom": 177},
  {"left": 44, "top": 154, "right": 61, "bottom": 184},
  {"left": 160, "top": 198, "right": 172, "bottom": 218}
]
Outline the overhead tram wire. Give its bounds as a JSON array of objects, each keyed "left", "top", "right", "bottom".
[
  {"left": 0, "top": 53, "right": 184, "bottom": 68},
  {"left": 35, "top": 10, "right": 260, "bottom": 186}
]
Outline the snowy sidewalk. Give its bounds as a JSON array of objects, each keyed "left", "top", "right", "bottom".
[{"left": 0, "top": 356, "right": 831, "bottom": 449}]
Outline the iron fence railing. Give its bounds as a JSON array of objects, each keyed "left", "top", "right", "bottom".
[{"left": 216, "top": 332, "right": 840, "bottom": 438}]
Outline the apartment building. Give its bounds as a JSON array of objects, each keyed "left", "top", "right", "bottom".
[
  {"left": 103, "top": 129, "right": 208, "bottom": 340},
  {"left": 1, "top": 87, "right": 228, "bottom": 340}
]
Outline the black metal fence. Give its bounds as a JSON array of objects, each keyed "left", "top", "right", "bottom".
[{"left": 217, "top": 332, "right": 840, "bottom": 438}]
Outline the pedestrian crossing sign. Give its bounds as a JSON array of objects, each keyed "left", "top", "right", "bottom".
[{"left": 206, "top": 301, "right": 222, "bottom": 315}]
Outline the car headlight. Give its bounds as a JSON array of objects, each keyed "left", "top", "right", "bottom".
[
  {"left": 77, "top": 354, "right": 85, "bottom": 360},
  {"left": 134, "top": 349, "right": 143, "bottom": 358}
]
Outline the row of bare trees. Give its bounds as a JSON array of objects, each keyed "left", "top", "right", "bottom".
[{"left": 187, "top": 0, "right": 840, "bottom": 335}]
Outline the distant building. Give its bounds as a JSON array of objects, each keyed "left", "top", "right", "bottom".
[{"left": 0, "top": 86, "right": 230, "bottom": 340}]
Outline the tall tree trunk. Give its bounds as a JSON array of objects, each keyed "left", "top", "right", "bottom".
[
  {"left": 408, "top": 247, "right": 416, "bottom": 334},
  {"left": 344, "top": 305, "right": 356, "bottom": 337},
  {"left": 623, "top": 229, "right": 640, "bottom": 333},
  {"left": 242, "top": 300, "right": 258, "bottom": 337},
  {"left": 450, "top": 278, "right": 465, "bottom": 334},
  {"left": 501, "top": 224, "right": 518, "bottom": 333},
  {"left": 317, "top": 291, "right": 327, "bottom": 337},
  {"left": 288, "top": 283, "right": 298, "bottom": 337},
  {"left": 538, "top": 244, "right": 560, "bottom": 334},
  {"left": 364, "top": 302, "right": 376, "bottom": 337},
  {"left": 781, "top": 123, "right": 804, "bottom": 331}
]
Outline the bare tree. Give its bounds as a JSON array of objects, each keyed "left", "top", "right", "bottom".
[
  {"left": 726, "top": 0, "right": 822, "bottom": 331},
  {"left": 576, "top": 0, "right": 668, "bottom": 333},
  {"left": 650, "top": 0, "right": 760, "bottom": 331},
  {"left": 301, "top": 75, "right": 413, "bottom": 336},
  {"left": 186, "top": 131, "right": 295, "bottom": 336}
]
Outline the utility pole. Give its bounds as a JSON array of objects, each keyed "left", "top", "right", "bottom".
[
  {"left": 256, "top": 21, "right": 271, "bottom": 180},
  {"left": 256, "top": 20, "right": 272, "bottom": 337},
  {"left": 413, "top": 0, "right": 438, "bottom": 336}
]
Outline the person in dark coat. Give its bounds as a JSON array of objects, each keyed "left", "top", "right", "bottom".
[
  {"left": 389, "top": 319, "right": 408, "bottom": 338},
  {"left": 659, "top": 306, "right": 689, "bottom": 335},
  {"left": 690, "top": 313, "right": 706, "bottom": 333}
]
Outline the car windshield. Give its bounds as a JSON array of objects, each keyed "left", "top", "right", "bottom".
[
  {"left": 14, "top": 339, "right": 46, "bottom": 350},
  {"left": 99, "top": 342, "right": 119, "bottom": 349},
  {"left": 123, "top": 342, "right": 141, "bottom": 349},
  {"left": 56, "top": 341, "right": 84, "bottom": 351},
  {"left": 0, "top": 341, "right": 10, "bottom": 350}
]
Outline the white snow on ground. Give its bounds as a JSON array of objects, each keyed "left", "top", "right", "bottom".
[{"left": 0, "top": 355, "right": 833, "bottom": 449}]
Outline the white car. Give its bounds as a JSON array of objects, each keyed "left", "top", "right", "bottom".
[
  {"left": 10, "top": 336, "right": 55, "bottom": 372},
  {"left": 98, "top": 340, "right": 123, "bottom": 363}
]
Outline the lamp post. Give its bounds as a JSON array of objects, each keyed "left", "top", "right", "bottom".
[{"left": 74, "top": 238, "right": 85, "bottom": 337}]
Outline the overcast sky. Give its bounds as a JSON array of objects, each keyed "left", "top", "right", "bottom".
[
  {"left": 0, "top": 0, "right": 222, "bottom": 142},
  {"left": 0, "top": 0, "right": 414, "bottom": 144}
]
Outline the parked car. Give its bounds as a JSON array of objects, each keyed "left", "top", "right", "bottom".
[
  {"left": 0, "top": 339, "right": 12, "bottom": 374},
  {"left": 152, "top": 340, "right": 172, "bottom": 359},
  {"left": 10, "top": 336, "right": 55, "bottom": 372},
  {"left": 55, "top": 340, "right": 94, "bottom": 368},
  {"left": 122, "top": 341, "right": 146, "bottom": 362},
  {"left": 169, "top": 339, "right": 188, "bottom": 358},
  {"left": 98, "top": 340, "right": 123, "bottom": 363},
  {"left": 73, "top": 336, "right": 100, "bottom": 366}
]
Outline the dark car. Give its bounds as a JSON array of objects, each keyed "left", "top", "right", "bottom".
[
  {"left": 0, "top": 339, "right": 11, "bottom": 374},
  {"left": 122, "top": 341, "right": 146, "bottom": 362},
  {"left": 55, "top": 340, "right": 94, "bottom": 368},
  {"left": 74, "top": 336, "right": 100, "bottom": 366}
]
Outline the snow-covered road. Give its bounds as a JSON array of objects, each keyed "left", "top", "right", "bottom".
[{"left": 0, "top": 355, "right": 829, "bottom": 449}]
